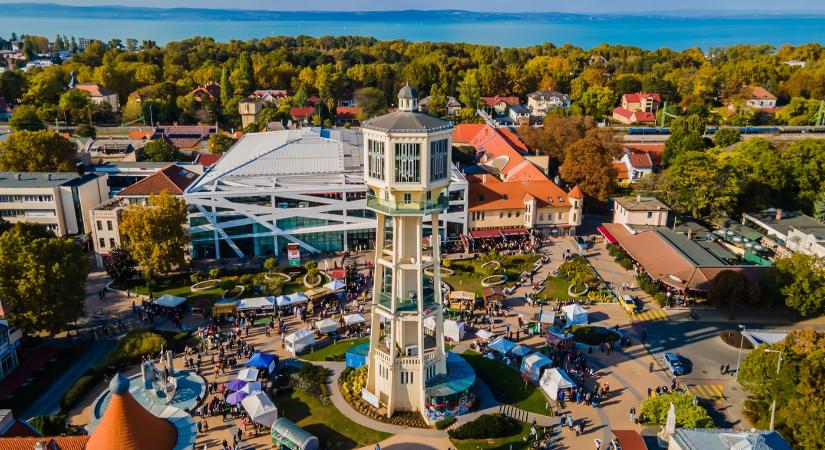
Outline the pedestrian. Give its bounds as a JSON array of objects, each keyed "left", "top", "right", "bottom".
[
  {"left": 197, "top": 421, "right": 203, "bottom": 433},
  {"left": 375, "top": 444, "right": 381, "bottom": 450},
  {"left": 721, "top": 364, "right": 726, "bottom": 375},
  {"left": 594, "top": 438, "right": 602, "bottom": 450},
  {"left": 649, "top": 361, "right": 654, "bottom": 373},
  {"left": 578, "top": 422, "right": 584, "bottom": 435},
  {"left": 558, "top": 414, "right": 566, "bottom": 429},
  {"left": 725, "top": 364, "right": 731, "bottom": 375},
  {"left": 566, "top": 414, "right": 574, "bottom": 431}
]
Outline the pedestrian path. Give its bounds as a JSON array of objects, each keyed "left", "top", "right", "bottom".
[
  {"left": 625, "top": 309, "right": 668, "bottom": 322},
  {"left": 685, "top": 383, "right": 726, "bottom": 403}
]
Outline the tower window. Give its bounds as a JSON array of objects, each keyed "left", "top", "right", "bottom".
[
  {"left": 394, "top": 143, "right": 421, "bottom": 183},
  {"left": 368, "top": 139, "right": 386, "bottom": 180},
  {"left": 429, "top": 139, "right": 448, "bottom": 181}
]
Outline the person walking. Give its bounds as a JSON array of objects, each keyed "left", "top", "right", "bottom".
[
  {"left": 649, "top": 361, "right": 655, "bottom": 373},
  {"left": 720, "top": 364, "right": 726, "bottom": 375}
]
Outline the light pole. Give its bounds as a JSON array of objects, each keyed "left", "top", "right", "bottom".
[
  {"left": 735, "top": 325, "right": 746, "bottom": 383},
  {"left": 765, "top": 349, "right": 783, "bottom": 431}
]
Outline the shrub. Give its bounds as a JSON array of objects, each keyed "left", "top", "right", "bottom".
[
  {"left": 637, "top": 274, "right": 662, "bottom": 296},
  {"left": 61, "top": 374, "right": 101, "bottom": 411},
  {"left": 340, "top": 366, "right": 368, "bottom": 403},
  {"left": 639, "top": 392, "right": 713, "bottom": 428},
  {"left": 190, "top": 272, "right": 202, "bottom": 284},
  {"left": 304, "top": 260, "right": 318, "bottom": 271},
  {"left": 570, "top": 326, "right": 620, "bottom": 345},
  {"left": 654, "top": 292, "right": 668, "bottom": 307},
  {"left": 29, "top": 414, "right": 67, "bottom": 435},
  {"left": 221, "top": 279, "right": 237, "bottom": 291},
  {"left": 208, "top": 267, "right": 221, "bottom": 279},
  {"left": 448, "top": 414, "right": 519, "bottom": 440},
  {"left": 442, "top": 258, "right": 453, "bottom": 268},
  {"left": 104, "top": 330, "right": 165, "bottom": 367},
  {"left": 263, "top": 257, "right": 277, "bottom": 273},
  {"left": 435, "top": 417, "right": 457, "bottom": 430}
]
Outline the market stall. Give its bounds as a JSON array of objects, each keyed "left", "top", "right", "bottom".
[
  {"left": 475, "top": 329, "right": 495, "bottom": 342},
  {"left": 539, "top": 367, "right": 576, "bottom": 400},
  {"left": 242, "top": 392, "right": 279, "bottom": 428},
  {"left": 285, "top": 328, "right": 315, "bottom": 355},
  {"left": 154, "top": 294, "right": 186, "bottom": 309},
  {"left": 237, "top": 367, "right": 259, "bottom": 382},
  {"left": 488, "top": 337, "right": 516, "bottom": 355},
  {"left": 343, "top": 313, "right": 365, "bottom": 326},
  {"left": 275, "top": 292, "right": 309, "bottom": 308},
  {"left": 562, "top": 303, "right": 588, "bottom": 325},
  {"left": 237, "top": 296, "right": 275, "bottom": 312},
  {"left": 247, "top": 352, "right": 277, "bottom": 373},
  {"left": 213, "top": 298, "right": 238, "bottom": 315},
  {"left": 444, "top": 319, "right": 465, "bottom": 342},
  {"left": 511, "top": 344, "right": 532, "bottom": 358},
  {"left": 315, "top": 318, "right": 338, "bottom": 334},
  {"left": 521, "top": 352, "right": 551, "bottom": 382}
]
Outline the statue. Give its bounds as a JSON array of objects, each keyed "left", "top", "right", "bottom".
[{"left": 658, "top": 402, "right": 677, "bottom": 444}]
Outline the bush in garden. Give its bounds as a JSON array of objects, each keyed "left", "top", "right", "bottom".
[
  {"left": 435, "top": 417, "right": 457, "bottom": 429},
  {"left": 639, "top": 392, "right": 713, "bottom": 428},
  {"left": 448, "top": 413, "right": 519, "bottom": 439}
]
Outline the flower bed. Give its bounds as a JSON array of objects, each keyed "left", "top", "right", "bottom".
[
  {"left": 567, "top": 283, "right": 589, "bottom": 297},
  {"left": 264, "top": 272, "right": 291, "bottom": 282},
  {"left": 481, "top": 274, "right": 508, "bottom": 287},
  {"left": 480, "top": 261, "right": 501, "bottom": 271},
  {"left": 570, "top": 325, "right": 621, "bottom": 346},
  {"left": 424, "top": 266, "right": 455, "bottom": 276},
  {"left": 223, "top": 285, "right": 244, "bottom": 299},
  {"left": 191, "top": 279, "right": 221, "bottom": 292}
]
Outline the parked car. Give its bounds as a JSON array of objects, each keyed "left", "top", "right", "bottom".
[
  {"left": 663, "top": 352, "right": 687, "bottom": 376},
  {"left": 573, "top": 236, "right": 592, "bottom": 251},
  {"left": 621, "top": 294, "right": 639, "bottom": 313}
]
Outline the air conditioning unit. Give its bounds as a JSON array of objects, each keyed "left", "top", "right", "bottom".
[{"left": 405, "top": 345, "right": 418, "bottom": 356}]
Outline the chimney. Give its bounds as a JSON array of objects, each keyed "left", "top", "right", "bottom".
[
  {"left": 775, "top": 209, "right": 783, "bottom": 221},
  {"left": 34, "top": 441, "right": 46, "bottom": 450},
  {"left": 76, "top": 162, "right": 85, "bottom": 176}
]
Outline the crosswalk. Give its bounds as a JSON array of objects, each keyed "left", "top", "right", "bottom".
[
  {"left": 625, "top": 309, "right": 668, "bottom": 321},
  {"left": 686, "top": 384, "right": 726, "bottom": 402}
]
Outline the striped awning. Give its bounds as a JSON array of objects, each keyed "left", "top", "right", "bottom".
[{"left": 597, "top": 225, "right": 618, "bottom": 245}]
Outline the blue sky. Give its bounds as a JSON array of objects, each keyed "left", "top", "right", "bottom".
[{"left": 1, "top": 0, "right": 823, "bottom": 13}]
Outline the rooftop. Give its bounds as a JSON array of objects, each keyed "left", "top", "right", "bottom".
[
  {"left": 614, "top": 196, "right": 671, "bottom": 211},
  {"left": 0, "top": 172, "right": 99, "bottom": 189},
  {"left": 362, "top": 110, "right": 452, "bottom": 133},
  {"left": 743, "top": 209, "right": 825, "bottom": 237},
  {"left": 116, "top": 164, "right": 199, "bottom": 197},
  {"left": 671, "top": 428, "right": 791, "bottom": 450}
]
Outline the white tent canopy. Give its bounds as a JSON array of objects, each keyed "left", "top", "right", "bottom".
[
  {"left": 242, "top": 381, "right": 262, "bottom": 395},
  {"left": 539, "top": 367, "right": 576, "bottom": 400},
  {"left": 476, "top": 329, "right": 495, "bottom": 341},
  {"left": 315, "top": 318, "right": 338, "bottom": 334},
  {"left": 537, "top": 310, "right": 555, "bottom": 324},
  {"left": 343, "top": 313, "right": 365, "bottom": 325},
  {"left": 323, "top": 279, "right": 346, "bottom": 292},
  {"left": 286, "top": 328, "right": 316, "bottom": 355},
  {"left": 237, "top": 367, "right": 259, "bottom": 382},
  {"left": 154, "top": 294, "right": 186, "bottom": 309},
  {"left": 562, "top": 303, "right": 588, "bottom": 325},
  {"left": 241, "top": 392, "right": 278, "bottom": 428},
  {"left": 444, "top": 319, "right": 465, "bottom": 341},
  {"left": 276, "top": 292, "right": 309, "bottom": 308},
  {"left": 488, "top": 337, "right": 516, "bottom": 355},
  {"left": 237, "top": 296, "right": 275, "bottom": 311},
  {"left": 521, "top": 352, "right": 551, "bottom": 382}
]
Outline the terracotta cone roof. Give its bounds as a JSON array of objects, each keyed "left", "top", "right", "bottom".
[
  {"left": 86, "top": 374, "right": 177, "bottom": 450},
  {"left": 568, "top": 185, "right": 583, "bottom": 199}
]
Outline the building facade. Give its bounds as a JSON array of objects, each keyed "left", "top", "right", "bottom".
[
  {"left": 527, "top": 90, "right": 570, "bottom": 116},
  {"left": 0, "top": 300, "right": 21, "bottom": 382},
  {"left": 612, "top": 196, "right": 671, "bottom": 227},
  {"left": 0, "top": 171, "right": 108, "bottom": 236}
]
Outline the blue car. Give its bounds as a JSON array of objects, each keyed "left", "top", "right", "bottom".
[{"left": 663, "top": 352, "right": 686, "bottom": 376}]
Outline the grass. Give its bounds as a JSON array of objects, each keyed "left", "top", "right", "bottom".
[
  {"left": 537, "top": 276, "right": 570, "bottom": 301},
  {"left": 443, "top": 254, "right": 541, "bottom": 296},
  {"left": 301, "top": 337, "right": 368, "bottom": 362},
  {"left": 462, "top": 351, "right": 549, "bottom": 415},
  {"left": 276, "top": 387, "right": 390, "bottom": 447},
  {"left": 450, "top": 421, "right": 532, "bottom": 450}
]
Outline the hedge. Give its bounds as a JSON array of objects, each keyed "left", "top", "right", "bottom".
[
  {"left": 448, "top": 414, "right": 519, "bottom": 440},
  {"left": 435, "top": 417, "right": 457, "bottom": 430},
  {"left": 61, "top": 374, "right": 101, "bottom": 411}
]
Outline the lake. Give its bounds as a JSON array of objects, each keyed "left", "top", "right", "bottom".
[{"left": 2, "top": 15, "right": 825, "bottom": 49}]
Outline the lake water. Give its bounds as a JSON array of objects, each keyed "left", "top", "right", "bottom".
[{"left": 2, "top": 15, "right": 825, "bottom": 49}]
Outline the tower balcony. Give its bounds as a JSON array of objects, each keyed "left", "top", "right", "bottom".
[
  {"left": 367, "top": 192, "right": 448, "bottom": 216},
  {"left": 376, "top": 290, "right": 438, "bottom": 313}
]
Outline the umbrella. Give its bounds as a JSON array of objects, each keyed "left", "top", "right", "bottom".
[
  {"left": 242, "top": 381, "right": 262, "bottom": 395},
  {"left": 226, "top": 390, "right": 248, "bottom": 405},
  {"left": 226, "top": 379, "right": 246, "bottom": 392},
  {"left": 237, "top": 367, "right": 259, "bottom": 382}
]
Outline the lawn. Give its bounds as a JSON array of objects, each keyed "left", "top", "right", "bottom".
[
  {"left": 442, "top": 254, "right": 541, "bottom": 296},
  {"left": 462, "top": 351, "right": 549, "bottom": 415},
  {"left": 301, "top": 337, "right": 368, "bottom": 362},
  {"left": 450, "top": 421, "right": 532, "bottom": 450},
  {"left": 537, "top": 276, "right": 570, "bottom": 301},
  {"left": 276, "top": 387, "right": 390, "bottom": 448}
]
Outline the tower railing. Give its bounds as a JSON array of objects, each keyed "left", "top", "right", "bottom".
[{"left": 366, "top": 192, "right": 448, "bottom": 215}]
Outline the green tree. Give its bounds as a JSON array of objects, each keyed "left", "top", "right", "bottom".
[
  {"left": 104, "top": 246, "right": 136, "bottom": 285},
  {"left": 0, "top": 70, "right": 26, "bottom": 106},
  {"left": 230, "top": 52, "right": 254, "bottom": 97},
  {"left": 120, "top": 192, "right": 188, "bottom": 286},
  {"left": 814, "top": 191, "right": 825, "bottom": 221},
  {"left": 772, "top": 254, "right": 825, "bottom": 317},
  {"left": 0, "top": 130, "right": 76, "bottom": 172},
  {"left": 426, "top": 83, "right": 448, "bottom": 117},
  {"left": 713, "top": 127, "right": 741, "bottom": 148},
  {"left": 141, "top": 138, "right": 181, "bottom": 162},
  {"left": 8, "top": 104, "right": 45, "bottom": 131},
  {"left": 784, "top": 139, "right": 825, "bottom": 211},
  {"left": 22, "top": 69, "right": 65, "bottom": 106},
  {"left": 0, "top": 224, "right": 88, "bottom": 334},
  {"left": 207, "top": 133, "right": 236, "bottom": 154},
  {"left": 576, "top": 86, "right": 614, "bottom": 119},
  {"left": 775, "top": 97, "right": 820, "bottom": 125},
  {"left": 639, "top": 392, "right": 713, "bottom": 428},
  {"left": 458, "top": 69, "right": 481, "bottom": 112},
  {"left": 263, "top": 257, "right": 277, "bottom": 274},
  {"left": 659, "top": 150, "right": 741, "bottom": 218},
  {"left": 219, "top": 66, "right": 232, "bottom": 106},
  {"left": 722, "top": 138, "right": 791, "bottom": 212},
  {"left": 558, "top": 128, "right": 621, "bottom": 201},
  {"left": 707, "top": 269, "right": 761, "bottom": 318},
  {"left": 663, "top": 115, "right": 707, "bottom": 166},
  {"left": 74, "top": 123, "right": 96, "bottom": 138},
  {"left": 354, "top": 87, "right": 387, "bottom": 120}
]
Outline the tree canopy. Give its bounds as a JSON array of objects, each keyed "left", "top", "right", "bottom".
[
  {"left": 0, "top": 130, "right": 76, "bottom": 172},
  {"left": 207, "top": 133, "right": 236, "bottom": 155},
  {"left": 639, "top": 391, "right": 713, "bottom": 428},
  {"left": 141, "top": 138, "right": 182, "bottom": 162},
  {"left": 558, "top": 128, "right": 621, "bottom": 202},
  {"left": 8, "top": 104, "right": 44, "bottom": 131}
]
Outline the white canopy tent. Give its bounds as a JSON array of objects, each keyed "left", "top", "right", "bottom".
[
  {"left": 315, "top": 318, "right": 338, "bottom": 334},
  {"left": 521, "top": 352, "right": 551, "bottom": 382},
  {"left": 488, "top": 337, "right": 516, "bottom": 355},
  {"left": 241, "top": 392, "right": 279, "bottom": 428},
  {"left": 444, "top": 319, "right": 465, "bottom": 341},
  {"left": 237, "top": 296, "right": 275, "bottom": 311},
  {"left": 285, "top": 328, "right": 316, "bottom": 355},
  {"left": 154, "top": 294, "right": 186, "bottom": 309},
  {"left": 539, "top": 367, "right": 577, "bottom": 400},
  {"left": 343, "top": 313, "right": 365, "bottom": 325},
  {"left": 476, "top": 329, "right": 495, "bottom": 341},
  {"left": 241, "top": 381, "right": 262, "bottom": 395},
  {"left": 323, "top": 279, "right": 346, "bottom": 292},
  {"left": 237, "top": 367, "right": 259, "bottom": 382},
  {"left": 562, "top": 303, "right": 588, "bottom": 325},
  {"left": 537, "top": 310, "right": 555, "bottom": 324},
  {"left": 275, "top": 292, "right": 309, "bottom": 308}
]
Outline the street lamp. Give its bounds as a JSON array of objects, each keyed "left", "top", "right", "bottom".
[
  {"left": 764, "top": 349, "right": 783, "bottom": 431},
  {"left": 735, "top": 325, "right": 746, "bottom": 383}
]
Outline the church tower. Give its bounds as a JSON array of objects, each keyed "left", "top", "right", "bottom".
[{"left": 361, "top": 84, "right": 453, "bottom": 419}]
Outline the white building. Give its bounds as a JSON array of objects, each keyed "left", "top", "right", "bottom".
[
  {"left": 527, "top": 90, "right": 570, "bottom": 116},
  {"left": 743, "top": 209, "right": 825, "bottom": 258},
  {"left": 669, "top": 428, "right": 791, "bottom": 450},
  {"left": 0, "top": 299, "right": 21, "bottom": 382},
  {"left": 612, "top": 196, "right": 671, "bottom": 227},
  {"left": 0, "top": 170, "right": 109, "bottom": 236},
  {"left": 183, "top": 126, "right": 468, "bottom": 260}
]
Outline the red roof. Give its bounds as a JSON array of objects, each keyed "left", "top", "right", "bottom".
[
  {"left": 467, "top": 174, "right": 569, "bottom": 211},
  {"left": 626, "top": 149, "right": 654, "bottom": 169},
  {"left": 290, "top": 106, "right": 315, "bottom": 119},
  {"left": 568, "top": 185, "right": 583, "bottom": 199},
  {"left": 624, "top": 144, "right": 664, "bottom": 166},
  {"left": 613, "top": 162, "right": 629, "bottom": 180},
  {"left": 480, "top": 96, "right": 520, "bottom": 108},
  {"left": 116, "top": 164, "right": 198, "bottom": 197},
  {"left": 336, "top": 106, "right": 362, "bottom": 120},
  {"left": 189, "top": 82, "right": 220, "bottom": 101},
  {"left": 194, "top": 152, "right": 221, "bottom": 167},
  {"left": 470, "top": 229, "right": 503, "bottom": 239},
  {"left": 128, "top": 130, "right": 153, "bottom": 140},
  {"left": 0, "top": 436, "right": 90, "bottom": 450},
  {"left": 747, "top": 86, "right": 776, "bottom": 100},
  {"left": 452, "top": 124, "right": 487, "bottom": 144},
  {"left": 611, "top": 430, "right": 648, "bottom": 450},
  {"left": 74, "top": 83, "right": 115, "bottom": 98},
  {"left": 622, "top": 92, "right": 661, "bottom": 103}
]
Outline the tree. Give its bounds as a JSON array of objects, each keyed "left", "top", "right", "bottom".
[
  {"left": 219, "top": 66, "right": 232, "bottom": 106},
  {"left": 74, "top": 123, "right": 96, "bottom": 139},
  {"left": 707, "top": 270, "right": 761, "bottom": 318},
  {"left": 120, "top": 192, "right": 188, "bottom": 287},
  {"left": 713, "top": 127, "right": 741, "bottom": 148},
  {"left": 354, "top": 87, "right": 387, "bottom": 120},
  {"left": 0, "top": 70, "right": 26, "bottom": 106},
  {"left": 663, "top": 115, "right": 707, "bottom": 166},
  {"left": 576, "top": 86, "right": 614, "bottom": 119},
  {"left": 104, "top": 246, "right": 136, "bottom": 285},
  {"left": 141, "top": 138, "right": 181, "bottom": 162},
  {"left": 658, "top": 150, "right": 741, "bottom": 219},
  {"left": 458, "top": 69, "right": 481, "bottom": 112},
  {"left": 263, "top": 257, "right": 277, "bottom": 274},
  {"left": 772, "top": 254, "right": 825, "bottom": 317},
  {"left": 8, "top": 104, "right": 44, "bottom": 131},
  {"left": 230, "top": 52, "right": 255, "bottom": 97},
  {"left": 0, "top": 130, "right": 76, "bottom": 172},
  {"left": 517, "top": 115, "right": 596, "bottom": 169},
  {"left": 426, "top": 83, "right": 448, "bottom": 117},
  {"left": 0, "top": 224, "right": 88, "bottom": 334},
  {"left": 815, "top": 191, "right": 825, "bottom": 221},
  {"left": 558, "top": 129, "right": 621, "bottom": 202},
  {"left": 639, "top": 392, "right": 713, "bottom": 428},
  {"left": 207, "top": 134, "right": 236, "bottom": 154}
]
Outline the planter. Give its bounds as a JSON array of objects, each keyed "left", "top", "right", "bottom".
[
  {"left": 567, "top": 284, "right": 589, "bottom": 297},
  {"left": 480, "top": 261, "right": 501, "bottom": 272},
  {"left": 264, "top": 272, "right": 291, "bottom": 282},
  {"left": 481, "top": 274, "right": 508, "bottom": 287},
  {"left": 191, "top": 279, "right": 221, "bottom": 292},
  {"left": 303, "top": 272, "right": 330, "bottom": 288},
  {"left": 223, "top": 285, "right": 245, "bottom": 299},
  {"left": 424, "top": 266, "right": 455, "bottom": 277},
  {"left": 570, "top": 325, "right": 622, "bottom": 347}
]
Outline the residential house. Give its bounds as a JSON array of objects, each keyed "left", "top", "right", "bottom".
[
  {"left": 508, "top": 104, "right": 531, "bottom": 125},
  {"left": 152, "top": 124, "right": 216, "bottom": 151},
  {"left": 337, "top": 91, "right": 356, "bottom": 107},
  {"left": 188, "top": 81, "right": 221, "bottom": 103},
  {"left": 617, "top": 146, "right": 658, "bottom": 182},
  {"left": 668, "top": 428, "right": 791, "bottom": 450},
  {"left": 0, "top": 170, "right": 109, "bottom": 236},
  {"left": 612, "top": 92, "right": 660, "bottom": 125},
  {"left": 251, "top": 89, "right": 289, "bottom": 103},
  {"left": 0, "top": 300, "right": 21, "bottom": 382},
  {"left": 612, "top": 195, "right": 671, "bottom": 227},
  {"left": 81, "top": 138, "right": 148, "bottom": 163},
  {"left": 527, "top": 90, "right": 570, "bottom": 116},
  {"left": 480, "top": 96, "right": 520, "bottom": 115},
  {"left": 782, "top": 60, "right": 806, "bottom": 68},
  {"left": 90, "top": 164, "right": 199, "bottom": 268},
  {"left": 742, "top": 208, "right": 825, "bottom": 257},
  {"left": 744, "top": 86, "right": 778, "bottom": 110},
  {"left": 289, "top": 106, "right": 315, "bottom": 126},
  {"left": 87, "top": 161, "right": 203, "bottom": 196},
  {"left": 418, "top": 95, "right": 462, "bottom": 116},
  {"left": 335, "top": 106, "right": 362, "bottom": 126},
  {"left": 73, "top": 83, "right": 120, "bottom": 112},
  {"left": 239, "top": 90, "right": 290, "bottom": 128}
]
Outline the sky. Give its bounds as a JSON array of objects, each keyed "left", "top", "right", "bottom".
[{"left": 1, "top": 0, "right": 824, "bottom": 13}]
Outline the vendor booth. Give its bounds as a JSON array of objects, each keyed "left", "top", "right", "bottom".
[
  {"left": 488, "top": 337, "right": 516, "bottom": 355},
  {"left": 271, "top": 417, "right": 319, "bottom": 450},
  {"left": 511, "top": 344, "right": 532, "bottom": 358},
  {"left": 475, "top": 329, "right": 495, "bottom": 341},
  {"left": 444, "top": 319, "right": 465, "bottom": 342},
  {"left": 315, "top": 318, "right": 338, "bottom": 334},
  {"left": 448, "top": 291, "right": 479, "bottom": 310},
  {"left": 237, "top": 367, "right": 259, "bottom": 382},
  {"left": 562, "top": 303, "right": 588, "bottom": 325},
  {"left": 544, "top": 330, "right": 574, "bottom": 350},
  {"left": 213, "top": 298, "right": 238, "bottom": 315},
  {"left": 521, "top": 352, "right": 551, "bottom": 382},
  {"left": 237, "top": 297, "right": 275, "bottom": 312},
  {"left": 343, "top": 313, "right": 365, "bottom": 326},
  {"left": 191, "top": 300, "right": 211, "bottom": 318},
  {"left": 482, "top": 287, "right": 506, "bottom": 304},
  {"left": 242, "top": 392, "right": 278, "bottom": 428},
  {"left": 154, "top": 294, "right": 186, "bottom": 309},
  {"left": 285, "top": 328, "right": 315, "bottom": 355},
  {"left": 539, "top": 367, "right": 576, "bottom": 400},
  {"left": 304, "top": 287, "right": 329, "bottom": 302},
  {"left": 247, "top": 352, "right": 277, "bottom": 373},
  {"left": 275, "top": 292, "right": 309, "bottom": 308},
  {"left": 323, "top": 279, "right": 346, "bottom": 292}
]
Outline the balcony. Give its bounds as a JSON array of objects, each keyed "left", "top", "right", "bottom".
[
  {"left": 367, "top": 193, "right": 448, "bottom": 216},
  {"left": 376, "top": 288, "right": 437, "bottom": 313}
]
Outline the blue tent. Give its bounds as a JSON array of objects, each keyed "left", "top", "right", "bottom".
[
  {"left": 488, "top": 337, "right": 516, "bottom": 355},
  {"left": 247, "top": 352, "right": 276, "bottom": 373},
  {"left": 511, "top": 344, "right": 532, "bottom": 357},
  {"left": 345, "top": 343, "right": 369, "bottom": 369}
]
